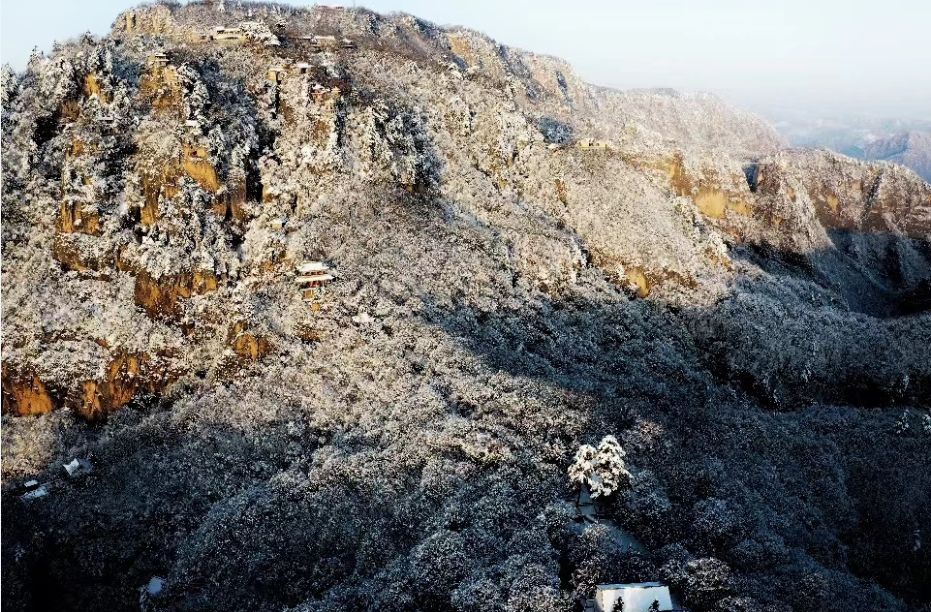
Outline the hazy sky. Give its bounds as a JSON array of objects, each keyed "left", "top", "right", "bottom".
[{"left": 2, "top": 0, "right": 929, "bottom": 120}]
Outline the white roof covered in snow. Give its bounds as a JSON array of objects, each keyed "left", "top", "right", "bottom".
[
  {"left": 595, "top": 583, "right": 672, "bottom": 612},
  {"left": 296, "top": 262, "right": 328, "bottom": 273}
]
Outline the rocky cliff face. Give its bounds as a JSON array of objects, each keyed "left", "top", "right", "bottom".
[{"left": 2, "top": 3, "right": 930, "bottom": 612}]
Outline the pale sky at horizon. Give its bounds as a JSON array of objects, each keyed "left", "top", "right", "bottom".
[{"left": 2, "top": 0, "right": 929, "bottom": 121}]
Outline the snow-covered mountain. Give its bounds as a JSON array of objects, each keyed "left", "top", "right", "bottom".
[
  {"left": 2, "top": 3, "right": 929, "bottom": 612},
  {"left": 863, "top": 132, "right": 931, "bottom": 182}
]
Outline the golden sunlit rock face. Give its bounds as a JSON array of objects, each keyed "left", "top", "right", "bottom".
[
  {"left": 1, "top": 365, "right": 57, "bottom": 416},
  {"left": 133, "top": 269, "right": 219, "bottom": 321},
  {"left": 229, "top": 321, "right": 273, "bottom": 361},
  {"left": 72, "top": 352, "right": 173, "bottom": 420}
]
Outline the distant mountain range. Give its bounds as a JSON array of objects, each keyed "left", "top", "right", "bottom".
[
  {"left": 862, "top": 132, "right": 931, "bottom": 182},
  {"left": 769, "top": 114, "right": 931, "bottom": 181}
]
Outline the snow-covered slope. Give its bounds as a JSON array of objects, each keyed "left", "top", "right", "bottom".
[{"left": 2, "top": 3, "right": 930, "bottom": 612}]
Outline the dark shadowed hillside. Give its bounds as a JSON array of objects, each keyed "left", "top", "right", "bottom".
[{"left": 2, "top": 3, "right": 930, "bottom": 612}]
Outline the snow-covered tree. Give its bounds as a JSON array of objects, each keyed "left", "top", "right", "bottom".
[{"left": 568, "top": 435, "right": 632, "bottom": 498}]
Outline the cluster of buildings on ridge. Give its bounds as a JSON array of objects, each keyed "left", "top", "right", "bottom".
[
  {"left": 123, "top": 8, "right": 358, "bottom": 50},
  {"left": 208, "top": 25, "right": 357, "bottom": 50}
]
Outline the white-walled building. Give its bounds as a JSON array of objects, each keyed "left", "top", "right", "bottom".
[{"left": 591, "top": 583, "right": 674, "bottom": 612}]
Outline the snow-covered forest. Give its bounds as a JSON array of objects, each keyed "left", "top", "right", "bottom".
[{"left": 2, "top": 2, "right": 930, "bottom": 611}]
